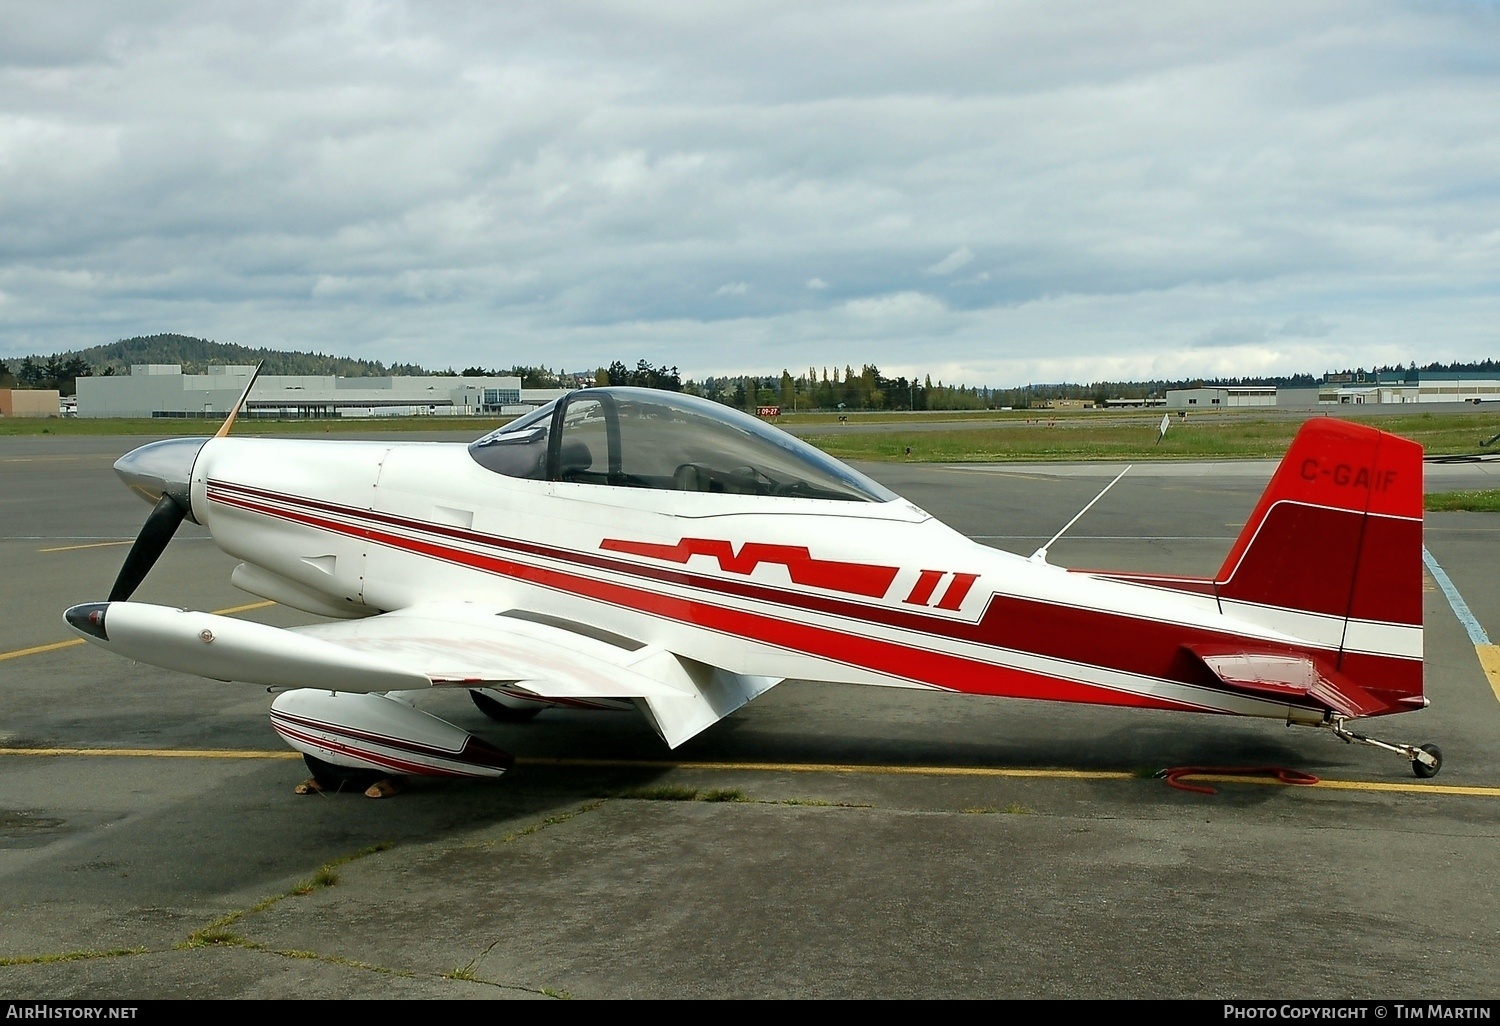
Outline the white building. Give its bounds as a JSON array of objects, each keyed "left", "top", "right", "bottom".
[
  {"left": 1164, "top": 386, "right": 1278, "bottom": 409},
  {"left": 1319, "top": 374, "right": 1500, "bottom": 405},
  {"left": 77, "top": 365, "right": 568, "bottom": 419}
]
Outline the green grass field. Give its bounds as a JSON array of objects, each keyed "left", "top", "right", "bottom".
[
  {"left": 1425, "top": 489, "right": 1500, "bottom": 512},
  {"left": 5, "top": 407, "right": 1500, "bottom": 464},
  {"left": 806, "top": 410, "right": 1500, "bottom": 462}
]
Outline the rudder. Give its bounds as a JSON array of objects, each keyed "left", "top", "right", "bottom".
[{"left": 1214, "top": 418, "right": 1423, "bottom": 707}]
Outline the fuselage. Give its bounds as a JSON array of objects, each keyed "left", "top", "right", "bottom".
[{"left": 187, "top": 435, "right": 1388, "bottom": 725}]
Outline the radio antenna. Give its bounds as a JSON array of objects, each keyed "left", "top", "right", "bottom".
[{"left": 1031, "top": 466, "right": 1132, "bottom": 564}]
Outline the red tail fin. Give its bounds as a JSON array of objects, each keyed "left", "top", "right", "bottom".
[{"left": 1215, "top": 418, "right": 1423, "bottom": 708}]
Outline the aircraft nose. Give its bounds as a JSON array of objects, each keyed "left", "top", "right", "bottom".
[
  {"left": 114, "top": 437, "right": 208, "bottom": 516},
  {"left": 64, "top": 602, "right": 110, "bottom": 641}
]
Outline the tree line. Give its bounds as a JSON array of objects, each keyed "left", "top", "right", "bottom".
[
  {"left": 0, "top": 355, "right": 95, "bottom": 396},
  {"left": 9, "top": 332, "right": 1498, "bottom": 413}
]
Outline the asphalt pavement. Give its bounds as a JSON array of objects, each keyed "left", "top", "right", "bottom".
[{"left": 1, "top": 431, "right": 1497, "bottom": 999}]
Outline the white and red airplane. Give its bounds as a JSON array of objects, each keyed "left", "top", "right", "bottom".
[{"left": 64, "top": 381, "right": 1438, "bottom": 791}]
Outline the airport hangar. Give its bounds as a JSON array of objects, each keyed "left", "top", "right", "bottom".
[
  {"left": 1166, "top": 371, "right": 1500, "bottom": 410},
  {"left": 75, "top": 365, "right": 572, "bottom": 419}
]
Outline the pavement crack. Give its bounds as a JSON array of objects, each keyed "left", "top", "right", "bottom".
[
  {"left": 0, "top": 946, "right": 152, "bottom": 968},
  {"left": 443, "top": 938, "right": 570, "bottom": 997},
  {"left": 179, "top": 840, "right": 394, "bottom": 950},
  {"left": 482, "top": 798, "right": 606, "bottom": 848}
]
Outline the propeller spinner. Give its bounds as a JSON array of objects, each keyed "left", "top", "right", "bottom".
[{"left": 104, "top": 363, "right": 261, "bottom": 602}]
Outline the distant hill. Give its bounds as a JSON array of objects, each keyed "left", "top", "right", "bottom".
[{"left": 6, "top": 333, "right": 431, "bottom": 377}]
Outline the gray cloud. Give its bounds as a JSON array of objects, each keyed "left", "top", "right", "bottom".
[{"left": 1, "top": 1, "right": 1498, "bottom": 384}]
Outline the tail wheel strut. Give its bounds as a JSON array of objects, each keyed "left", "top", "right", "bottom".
[{"left": 1327, "top": 719, "right": 1442, "bottom": 778}]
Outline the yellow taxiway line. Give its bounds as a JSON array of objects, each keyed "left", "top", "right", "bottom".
[
  {"left": 1, "top": 747, "right": 1494, "bottom": 798},
  {"left": 0, "top": 639, "right": 87, "bottom": 662},
  {"left": 0, "top": 600, "right": 276, "bottom": 663},
  {"left": 38, "top": 540, "right": 132, "bottom": 553},
  {"left": 518, "top": 756, "right": 1500, "bottom": 798}
]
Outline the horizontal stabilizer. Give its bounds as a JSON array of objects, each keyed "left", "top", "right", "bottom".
[{"left": 1186, "top": 644, "right": 1396, "bottom": 718}]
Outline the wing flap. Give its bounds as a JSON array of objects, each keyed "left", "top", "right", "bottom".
[
  {"left": 293, "top": 603, "right": 697, "bottom": 699},
  {"left": 299, "top": 603, "right": 780, "bottom": 743},
  {"left": 625, "top": 648, "right": 780, "bottom": 748}
]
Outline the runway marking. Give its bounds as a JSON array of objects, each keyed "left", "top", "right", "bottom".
[
  {"left": 38, "top": 540, "right": 131, "bottom": 553},
  {"left": 0, "top": 749, "right": 1496, "bottom": 797},
  {"left": 0, "top": 600, "right": 275, "bottom": 663},
  {"left": 0, "top": 639, "right": 87, "bottom": 662},
  {"left": 207, "top": 600, "right": 277, "bottom": 616},
  {"left": 0, "top": 455, "right": 119, "bottom": 464},
  {"left": 2, "top": 536, "right": 142, "bottom": 541},
  {"left": 1422, "top": 546, "right": 1500, "bottom": 702}
]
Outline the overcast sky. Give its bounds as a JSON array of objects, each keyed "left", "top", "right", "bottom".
[{"left": 2, "top": 1, "right": 1497, "bottom": 385}]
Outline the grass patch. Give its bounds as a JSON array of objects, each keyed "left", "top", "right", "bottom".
[
  {"left": 183, "top": 928, "right": 248, "bottom": 949},
  {"left": 961, "top": 803, "right": 1031, "bottom": 814},
  {"left": 0, "top": 947, "right": 147, "bottom": 967},
  {"left": 617, "top": 784, "right": 750, "bottom": 802},
  {"left": 618, "top": 783, "right": 701, "bottom": 801},
  {"left": 1425, "top": 489, "right": 1500, "bottom": 512},
  {"left": 290, "top": 864, "right": 341, "bottom": 895},
  {"left": 540, "top": 987, "right": 574, "bottom": 999}
]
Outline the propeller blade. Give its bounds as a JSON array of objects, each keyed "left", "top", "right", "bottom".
[
  {"left": 215, "top": 361, "right": 263, "bottom": 438},
  {"left": 108, "top": 495, "right": 188, "bottom": 602}
]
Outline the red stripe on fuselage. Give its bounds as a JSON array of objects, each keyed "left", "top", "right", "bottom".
[
  {"left": 208, "top": 484, "right": 1205, "bottom": 712},
  {"left": 206, "top": 480, "right": 1418, "bottom": 714},
  {"left": 599, "top": 536, "right": 899, "bottom": 598},
  {"left": 905, "top": 570, "right": 944, "bottom": 606}
]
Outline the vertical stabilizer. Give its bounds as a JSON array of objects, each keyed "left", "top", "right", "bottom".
[{"left": 1215, "top": 418, "right": 1423, "bottom": 705}]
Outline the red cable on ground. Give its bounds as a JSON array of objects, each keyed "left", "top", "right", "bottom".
[{"left": 1158, "top": 766, "right": 1321, "bottom": 795}]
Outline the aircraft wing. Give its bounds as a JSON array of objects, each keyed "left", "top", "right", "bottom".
[
  {"left": 299, "top": 604, "right": 781, "bottom": 746},
  {"left": 69, "top": 600, "right": 779, "bottom": 747}
]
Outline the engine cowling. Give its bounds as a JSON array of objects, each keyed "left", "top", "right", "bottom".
[{"left": 270, "top": 689, "right": 513, "bottom": 778}]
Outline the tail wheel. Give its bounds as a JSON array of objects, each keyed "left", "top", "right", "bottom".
[
  {"left": 1412, "top": 744, "right": 1442, "bottom": 779},
  {"left": 470, "top": 689, "right": 543, "bottom": 723}
]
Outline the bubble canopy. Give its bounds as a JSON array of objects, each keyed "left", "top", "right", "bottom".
[{"left": 469, "top": 387, "right": 896, "bottom": 503}]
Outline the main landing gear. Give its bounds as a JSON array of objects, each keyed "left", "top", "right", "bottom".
[
  {"left": 295, "top": 754, "right": 403, "bottom": 799},
  {"left": 1325, "top": 718, "right": 1443, "bottom": 778}
]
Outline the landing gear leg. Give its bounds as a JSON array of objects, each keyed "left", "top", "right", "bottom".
[
  {"left": 296, "top": 754, "right": 403, "bottom": 797},
  {"left": 1327, "top": 719, "right": 1443, "bottom": 778}
]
